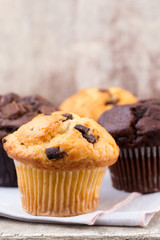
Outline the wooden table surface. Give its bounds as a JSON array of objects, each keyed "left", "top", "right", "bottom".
[{"left": 0, "top": 213, "right": 160, "bottom": 240}]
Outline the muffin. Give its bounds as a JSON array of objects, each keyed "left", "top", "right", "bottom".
[
  {"left": 98, "top": 99, "right": 160, "bottom": 193},
  {"left": 60, "top": 87, "right": 138, "bottom": 121},
  {"left": 3, "top": 111, "right": 119, "bottom": 217},
  {"left": 0, "top": 93, "right": 57, "bottom": 187}
]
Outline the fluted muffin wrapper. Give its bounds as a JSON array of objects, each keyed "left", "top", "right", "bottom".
[
  {"left": 14, "top": 160, "right": 106, "bottom": 217},
  {"left": 0, "top": 143, "right": 17, "bottom": 187},
  {"left": 109, "top": 146, "right": 160, "bottom": 193}
]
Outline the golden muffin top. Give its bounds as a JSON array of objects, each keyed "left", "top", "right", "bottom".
[
  {"left": 60, "top": 87, "right": 138, "bottom": 121},
  {"left": 3, "top": 111, "right": 119, "bottom": 171}
]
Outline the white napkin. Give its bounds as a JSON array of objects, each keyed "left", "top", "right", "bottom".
[{"left": 0, "top": 171, "right": 160, "bottom": 227}]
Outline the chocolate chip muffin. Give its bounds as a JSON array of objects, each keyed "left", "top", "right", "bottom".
[
  {"left": 0, "top": 93, "right": 57, "bottom": 187},
  {"left": 60, "top": 87, "right": 138, "bottom": 121},
  {"left": 98, "top": 99, "right": 160, "bottom": 193},
  {"left": 3, "top": 111, "right": 119, "bottom": 217}
]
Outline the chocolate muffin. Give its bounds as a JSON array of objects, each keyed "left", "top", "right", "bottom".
[
  {"left": 0, "top": 93, "right": 57, "bottom": 187},
  {"left": 98, "top": 99, "right": 160, "bottom": 193}
]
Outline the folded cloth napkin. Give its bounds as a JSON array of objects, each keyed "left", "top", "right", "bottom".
[{"left": 0, "top": 171, "right": 160, "bottom": 227}]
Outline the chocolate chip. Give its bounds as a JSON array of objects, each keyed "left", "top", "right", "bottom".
[
  {"left": 99, "top": 88, "right": 110, "bottom": 93},
  {"left": 21, "top": 142, "right": 24, "bottom": 145},
  {"left": 74, "top": 124, "right": 90, "bottom": 134},
  {"left": 45, "top": 147, "right": 64, "bottom": 160},
  {"left": 62, "top": 113, "right": 73, "bottom": 120},
  {"left": 83, "top": 133, "right": 97, "bottom": 143},
  {"left": 106, "top": 99, "right": 119, "bottom": 105},
  {"left": 105, "top": 95, "right": 119, "bottom": 105},
  {"left": 74, "top": 124, "right": 97, "bottom": 144},
  {"left": 2, "top": 138, "right": 6, "bottom": 144}
]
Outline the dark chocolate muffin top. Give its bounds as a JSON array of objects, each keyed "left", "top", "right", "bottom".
[
  {"left": 0, "top": 93, "right": 57, "bottom": 140},
  {"left": 98, "top": 99, "right": 160, "bottom": 148}
]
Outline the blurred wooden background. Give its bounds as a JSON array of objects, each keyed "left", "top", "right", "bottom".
[{"left": 0, "top": 0, "right": 160, "bottom": 104}]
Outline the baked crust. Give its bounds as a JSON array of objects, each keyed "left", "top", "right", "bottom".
[
  {"left": 0, "top": 93, "right": 57, "bottom": 140},
  {"left": 60, "top": 87, "right": 138, "bottom": 121},
  {"left": 98, "top": 99, "right": 160, "bottom": 148},
  {"left": 3, "top": 111, "right": 119, "bottom": 171}
]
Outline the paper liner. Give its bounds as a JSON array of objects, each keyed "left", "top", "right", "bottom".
[
  {"left": 14, "top": 161, "right": 106, "bottom": 217},
  {"left": 0, "top": 143, "right": 17, "bottom": 187},
  {"left": 109, "top": 146, "right": 160, "bottom": 193}
]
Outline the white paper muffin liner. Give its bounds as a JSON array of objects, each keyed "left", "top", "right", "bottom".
[{"left": 14, "top": 160, "right": 107, "bottom": 217}]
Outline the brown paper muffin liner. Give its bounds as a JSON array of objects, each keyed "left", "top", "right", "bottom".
[
  {"left": 109, "top": 146, "right": 160, "bottom": 193},
  {"left": 0, "top": 143, "right": 17, "bottom": 187},
  {"left": 14, "top": 161, "right": 106, "bottom": 217}
]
